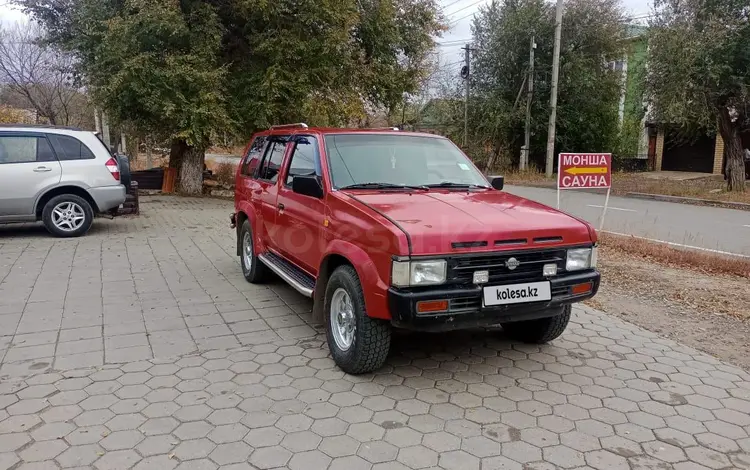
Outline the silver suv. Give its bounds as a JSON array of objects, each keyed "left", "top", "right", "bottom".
[{"left": 0, "top": 125, "right": 127, "bottom": 237}]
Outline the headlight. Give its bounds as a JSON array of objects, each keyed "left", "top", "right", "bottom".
[
  {"left": 566, "top": 248, "right": 595, "bottom": 271},
  {"left": 391, "top": 259, "right": 447, "bottom": 287}
]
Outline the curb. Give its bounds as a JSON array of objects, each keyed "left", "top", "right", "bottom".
[{"left": 625, "top": 192, "right": 750, "bottom": 211}]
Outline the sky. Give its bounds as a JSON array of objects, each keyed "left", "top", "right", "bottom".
[
  {"left": 437, "top": 0, "right": 652, "bottom": 66},
  {"left": 1, "top": 0, "right": 653, "bottom": 28}
]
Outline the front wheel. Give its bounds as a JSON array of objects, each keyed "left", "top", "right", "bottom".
[
  {"left": 325, "top": 265, "right": 391, "bottom": 374},
  {"left": 42, "top": 194, "right": 94, "bottom": 238},
  {"left": 501, "top": 305, "right": 571, "bottom": 344},
  {"left": 239, "top": 220, "right": 269, "bottom": 283}
]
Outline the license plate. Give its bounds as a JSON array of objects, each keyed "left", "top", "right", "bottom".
[{"left": 483, "top": 281, "right": 551, "bottom": 306}]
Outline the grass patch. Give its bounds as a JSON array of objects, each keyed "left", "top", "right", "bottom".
[
  {"left": 211, "top": 161, "right": 237, "bottom": 187},
  {"left": 599, "top": 232, "right": 750, "bottom": 279}
]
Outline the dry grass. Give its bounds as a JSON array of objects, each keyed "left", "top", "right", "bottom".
[
  {"left": 207, "top": 145, "right": 245, "bottom": 155},
  {"left": 211, "top": 161, "right": 238, "bottom": 187},
  {"left": 599, "top": 232, "right": 750, "bottom": 279},
  {"left": 131, "top": 153, "right": 169, "bottom": 171},
  {"left": 504, "top": 170, "right": 750, "bottom": 204}
]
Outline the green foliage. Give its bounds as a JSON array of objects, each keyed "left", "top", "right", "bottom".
[
  {"left": 647, "top": 0, "right": 750, "bottom": 190},
  {"left": 20, "top": 0, "right": 445, "bottom": 141},
  {"left": 468, "top": 0, "right": 624, "bottom": 169},
  {"left": 647, "top": 0, "right": 750, "bottom": 131},
  {"left": 613, "top": 116, "right": 642, "bottom": 162}
]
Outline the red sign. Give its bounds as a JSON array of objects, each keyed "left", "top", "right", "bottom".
[{"left": 557, "top": 153, "right": 612, "bottom": 189}]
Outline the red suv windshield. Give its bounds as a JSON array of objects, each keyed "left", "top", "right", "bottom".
[{"left": 325, "top": 134, "right": 489, "bottom": 189}]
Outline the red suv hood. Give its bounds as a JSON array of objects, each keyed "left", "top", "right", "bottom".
[{"left": 348, "top": 190, "right": 593, "bottom": 255}]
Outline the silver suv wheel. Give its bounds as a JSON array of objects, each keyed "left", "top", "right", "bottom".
[{"left": 51, "top": 201, "right": 86, "bottom": 232}]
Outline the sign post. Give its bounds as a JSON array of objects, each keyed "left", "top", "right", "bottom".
[{"left": 556, "top": 153, "right": 613, "bottom": 230}]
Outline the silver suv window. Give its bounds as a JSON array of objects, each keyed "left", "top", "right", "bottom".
[
  {"left": 0, "top": 135, "right": 56, "bottom": 164},
  {"left": 48, "top": 134, "right": 96, "bottom": 160}
]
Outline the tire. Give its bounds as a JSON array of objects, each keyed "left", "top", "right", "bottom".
[
  {"left": 116, "top": 154, "right": 132, "bottom": 188},
  {"left": 325, "top": 265, "right": 391, "bottom": 374},
  {"left": 239, "top": 220, "right": 269, "bottom": 283},
  {"left": 41, "top": 194, "right": 94, "bottom": 238},
  {"left": 501, "top": 305, "right": 572, "bottom": 344}
]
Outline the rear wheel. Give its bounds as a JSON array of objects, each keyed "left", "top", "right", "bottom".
[
  {"left": 501, "top": 305, "right": 571, "bottom": 344},
  {"left": 325, "top": 265, "right": 391, "bottom": 374},
  {"left": 42, "top": 194, "right": 94, "bottom": 238},
  {"left": 239, "top": 220, "right": 269, "bottom": 283}
]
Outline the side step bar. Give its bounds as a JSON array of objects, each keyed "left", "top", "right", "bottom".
[{"left": 258, "top": 252, "right": 316, "bottom": 297}]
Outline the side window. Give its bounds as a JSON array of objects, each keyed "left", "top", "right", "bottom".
[
  {"left": 241, "top": 136, "right": 267, "bottom": 177},
  {"left": 49, "top": 134, "right": 95, "bottom": 160},
  {"left": 37, "top": 138, "right": 57, "bottom": 162},
  {"left": 0, "top": 136, "right": 55, "bottom": 164},
  {"left": 257, "top": 140, "right": 287, "bottom": 183},
  {"left": 285, "top": 136, "right": 319, "bottom": 186}
]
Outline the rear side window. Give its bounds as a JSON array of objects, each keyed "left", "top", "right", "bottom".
[
  {"left": 241, "top": 136, "right": 267, "bottom": 176},
  {"left": 257, "top": 140, "right": 287, "bottom": 183},
  {"left": 0, "top": 135, "right": 56, "bottom": 164},
  {"left": 49, "top": 134, "right": 95, "bottom": 160}
]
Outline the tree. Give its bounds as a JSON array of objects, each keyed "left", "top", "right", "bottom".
[
  {"left": 647, "top": 0, "right": 748, "bottom": 191},
  {"left": 19, "top": 0, "right": 444, "bottom": 194},
  {"left": 468, "top": 0, "right": 624, "bottom": 170},
  {"left": 0, "top": 22, "right": 90, "bottom": 127}
]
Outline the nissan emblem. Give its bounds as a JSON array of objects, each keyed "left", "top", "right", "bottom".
[{"left": 505, "top": 257, "right": 520, "bottom": 270}]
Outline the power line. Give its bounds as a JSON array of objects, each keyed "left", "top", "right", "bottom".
[
  {"left": 450, "top": 10, "right": 479, "bottom": 26},
  {"left": 441, "top": 0, "right": 466, "bottom": 11},
  {"left": 445, "top": 0, "right": 488, "bottom": 18},
  {"left": 437, "top": 38, "right": 472, "bottom": 45}
]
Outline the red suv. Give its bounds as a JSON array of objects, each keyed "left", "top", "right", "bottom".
[{"left": 232, "top": 124, "right": 600, "bottom": 374}]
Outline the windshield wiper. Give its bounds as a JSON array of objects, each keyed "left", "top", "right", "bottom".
[
  {"left": 425, "top": 182, "right": 491, "bottom": 189},
  {"left": 340, "top": 182, "right": 429, "bottom": 191}
]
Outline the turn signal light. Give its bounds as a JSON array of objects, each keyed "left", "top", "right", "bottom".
[
  {"left": 416, "top": 300, "right": 449, "bottom": 313},
  {"left": 571, "top": 282, "right": 593, "bottom": 295}
]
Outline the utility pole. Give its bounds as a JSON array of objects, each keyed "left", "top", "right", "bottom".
[
  {"left": 522, "top": 34, "right": 536, "bottom": 171},
  {"left": 545, "top": 0, "right": 564, "bottom": 177},
  {"left": 462, "top": 44, "right": 471, "bottom": 147}
]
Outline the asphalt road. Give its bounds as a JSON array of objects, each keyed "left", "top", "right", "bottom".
[{"left": 505, "top": 185, "right": 750, "bottom": 257}]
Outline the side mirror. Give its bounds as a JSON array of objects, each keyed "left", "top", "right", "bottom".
[
  {"left": 292, "top": 175, "right": 324, "bottom": 199},
  {"left": 491, "top": 176, "right": 504, "bottom": 190}
]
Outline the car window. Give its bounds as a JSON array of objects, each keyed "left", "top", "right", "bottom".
[
  {"left": 325, "top": 134, "right": 488, "bottom": 188},
  {"left": 37, "top": 138, "right": 57, "bottom": 162},
  {"left": 0, "top": 136, "right": 56, "bottom": 164},
  {"left": 257, "top": 140, "right": 286, "bottom": 183},
  {"left": 285, "top": 136, "right": 319, "bottom": 186},
  {"left": 50, "top": 134, "right": 95, "bottom": 160},
  {"left": 241, "top": 136, "right": 267, "bottom": 177}
]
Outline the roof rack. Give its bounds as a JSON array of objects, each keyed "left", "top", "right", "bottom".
[
  {"left": 0, "top": 123, "right": 84, "bottom": 131},
  {"left": 270, "top": 123, "right": 309, "bottom": 130}
]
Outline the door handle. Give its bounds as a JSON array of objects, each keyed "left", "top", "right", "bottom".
[
  {"left": 277, "top": 203, "right": 285, "bottom": 212},
  {"left": 33, "top": 166, "right": 52, "bottom": 173}
]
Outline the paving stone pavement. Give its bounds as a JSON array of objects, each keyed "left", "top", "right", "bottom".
[{"left": 0, "top": 195, "right": 749, "bottom": 470}]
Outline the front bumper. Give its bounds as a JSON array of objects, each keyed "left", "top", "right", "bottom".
[
  {"left": 89, "top": 185, "right": 126, "bottom": 212},
  {"left": 388, "top": 270, "right": 600, "bottom": 332}
]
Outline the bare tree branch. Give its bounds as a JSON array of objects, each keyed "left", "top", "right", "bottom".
[{"left": 0, "top": 21, "right": 87, "bottom": 126}]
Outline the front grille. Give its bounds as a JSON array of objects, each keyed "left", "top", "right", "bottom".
[
  {"left": 449, "top": 296, "right": 481, "bottom": 313},
  {"left": 448, "top": 248, "right": 567, "bottom": 286}
]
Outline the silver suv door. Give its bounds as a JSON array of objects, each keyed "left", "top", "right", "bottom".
[{"left": 0, "top": 133, "right": 62, "bottom": 219}]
